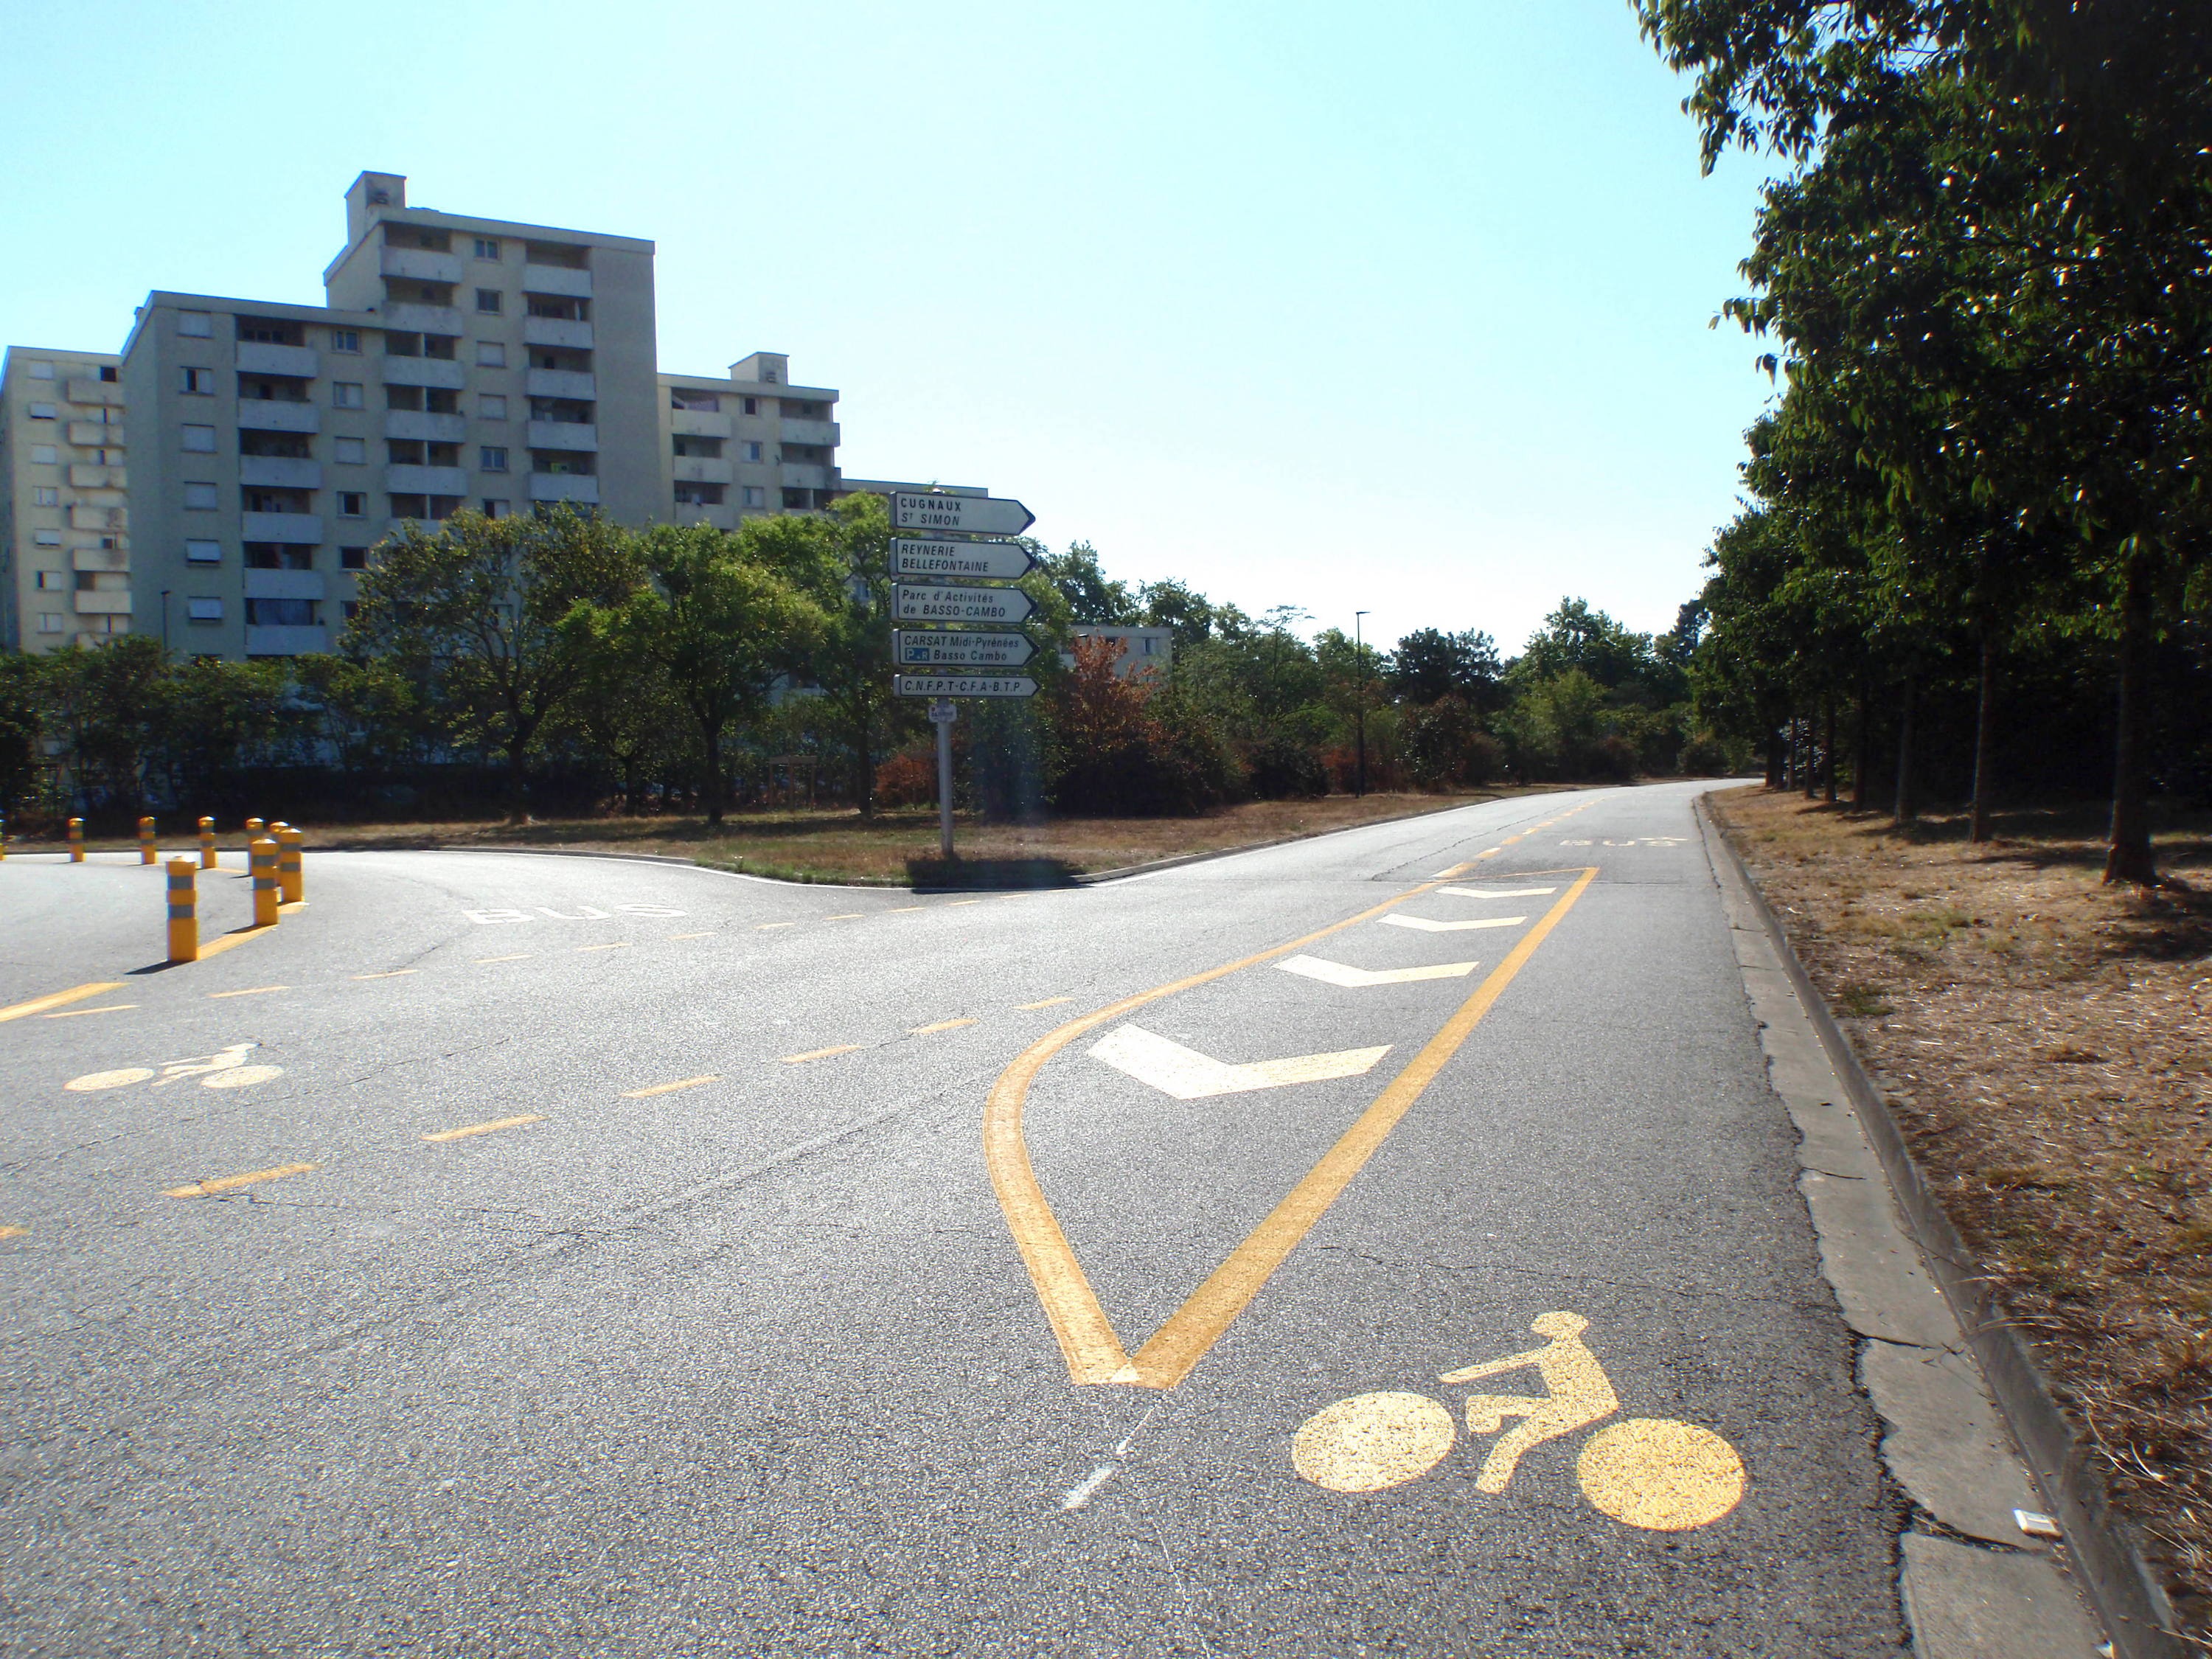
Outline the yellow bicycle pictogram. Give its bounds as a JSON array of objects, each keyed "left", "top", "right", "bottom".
[
  {"left": 1293, "top": 1312, "right": 1746, "bottom": 1531},
  {"left": 66, "top": 1041, "right": 283, "bottom": 1094}
]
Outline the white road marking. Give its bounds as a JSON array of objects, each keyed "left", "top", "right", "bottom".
[
  {"left": 1381, "top": 914, "right": 1526, "bottom": 933},
  {"left": 1089, "top": 1024, "right": 1391, "bottom": 1101},
  {"left": 1062, "top": 1464, "right": 1119, "bottom": 1510},
  {"left": 1438, "top": 886, "right": 1555, "bottom": 900},
  {"left": 1276, "top": 954, "right": 1478, "bottom": 988}
]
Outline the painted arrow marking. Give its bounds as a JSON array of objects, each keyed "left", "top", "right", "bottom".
[
  {"left": 1439, "top": 886, "right": 1556, "bottom": 900},
  {"left": 1381, "top": 914, "right": 1527, "bottom": 933},
  {"left": 1276, "top": 954, "right": 1479, "bottom": 988},
  {"left": 1090, "top": 1025, "right": 1391, "bottom": 1100}
]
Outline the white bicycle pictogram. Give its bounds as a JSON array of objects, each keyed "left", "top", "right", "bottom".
[
  {"left": 66, "top": 1042, "right": 283, "bottom": 1093},
  {"left": 1293, "top": 1312, "right": 1746, "bottom": 1531}
]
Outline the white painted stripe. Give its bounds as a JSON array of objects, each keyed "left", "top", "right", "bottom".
[
  {"left": 1277, "top": 954, "right": 1479, "bottom": 988},
  {"left": 1089, "top": 1024, "right": 1391, "bottom": 1100},
  {"left": 1062, "top": 1464, "right": 1119, "bottom": 1509},
  {"left": 1438, "top": 886, "right": 1556, "bottom": 899},
  {"left": 1380, "top": 914, "right": 1526, "bottom": 933}
]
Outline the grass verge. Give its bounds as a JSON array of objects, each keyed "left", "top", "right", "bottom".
[{"left": 1710, "top": 785, "right": 2212, "bottom": 1641}]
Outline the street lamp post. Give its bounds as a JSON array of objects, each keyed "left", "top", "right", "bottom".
[{"left": 1354, "top": 611, "right": 1368, "bottom": 799}]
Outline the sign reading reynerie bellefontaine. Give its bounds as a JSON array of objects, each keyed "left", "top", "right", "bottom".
[
  {"left": 894, "top": 630, "right": 1037, "bottom": 669},
  {"left": 888, "top": 538, "right": 1040, "bottom": 582},
  {"left": 894, "top": 675, "right": 1039, "bottom": 699},
  {"left": 893, "top": 584, "right": 1037, "bottom": 625},
  {"left": 891, "top": 493, "right": 1035, "bottom": 537}
]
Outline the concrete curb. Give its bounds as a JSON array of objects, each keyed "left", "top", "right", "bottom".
[{"left": 1697, "top": 793, "right": 2185, "bottom": 1659}]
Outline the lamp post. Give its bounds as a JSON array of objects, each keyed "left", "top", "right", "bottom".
[{"left": 1354, "top": 611, "right": 1369, "bottom": 799}]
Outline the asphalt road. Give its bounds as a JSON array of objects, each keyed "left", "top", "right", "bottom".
[{"left": 0, "top": 784, "right": 1909, "bottom": 1656}]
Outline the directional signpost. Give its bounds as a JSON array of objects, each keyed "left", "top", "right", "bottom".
[{"left": 883, "top": 491, "right": 1042, "bottom": 860}]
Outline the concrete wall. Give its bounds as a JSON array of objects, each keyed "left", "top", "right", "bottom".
[{"left": 1, "top": 346, "right": 129, "bottom": 652}]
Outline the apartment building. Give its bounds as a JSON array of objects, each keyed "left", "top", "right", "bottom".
[
  {"left": 0, "top": 347, "right": 131, "bottom": 651},
  {"left": 661, "top": 353, "right": 841, "bottom": 529}
]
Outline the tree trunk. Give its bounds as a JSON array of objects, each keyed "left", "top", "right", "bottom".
[
  {"left": 1893, "top": 671, "right": 1917, "bottom": 824},
  {"left": 1823, "top": 697, "right": 1838, "bottom": 804},
  {"left": 1853, "top": 673, "right": 1871, "bottom": 807},
  {"left": 703, "top": 724, "right": 726, "bottom": 827},
  {"left": 505, "top": 742, "right": 529, "bottom": 824},
  {"left": 1802, "top": 710, "right": 1818, "bottom": 800},
  {"left": 1969, "top": 633, "right": 1997, "bottom": 843},
  {"left": 1764, "top": 725, "right": 1783, "bottom": 790},
  {"left": 2104, "top": 554, "right": 2157, "bottom": 884}
]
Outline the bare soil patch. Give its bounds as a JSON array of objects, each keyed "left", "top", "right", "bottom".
[{"left": 1710, "top": 787, "right": 2212, "bottom": 1641}]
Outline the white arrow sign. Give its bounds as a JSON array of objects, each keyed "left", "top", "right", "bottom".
[
  {"left": 894, "top": 583, "right": 1037, "bottom": 625},
  {"left": 893, "top": 493, "right": 1034, "bottom": 536},
  {"left": 890, "top": 539, "right": 1039, "bottom": 582},
  {"left": 1089, "top": 1024, "right": 1391, "bottom": 1100},
  {"left": 1380, "top": 914, "right": 1526, "bottom": 933},
  {"left": 894, "top": 629, "right": 1036, "bottom": 668},
  {"left": 1276, "top": 954, "right": 1481, "bottom": 987},
  {"left": 894, "top": 675, "right": 1038, "bottom": 698}
]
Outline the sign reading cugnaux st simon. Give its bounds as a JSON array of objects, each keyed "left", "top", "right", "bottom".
[{"left": 891, "top": 493, "right": 1035, "bottom": 536}]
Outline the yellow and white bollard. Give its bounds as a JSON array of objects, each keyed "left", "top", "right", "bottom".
[
  {"left": 139, "top": 815, "right": 158, "bottom": 864},
  {"left": 277, "top": 827, "right": 305, "bottom": 905},
  {"left": 167, "top": 858, "right": 199, "bottom": 963},
  {"left": 245, "top": 816, "right": 265, "bottom": 837},
  {"left": 68, "top": 817, "right": 84, "bottom": 862},
  {"left": 0, "top": 814, "right": 7, "bottom": 860},
  {"left": 250, "top": 837, "right": 279, "bottom": 928},
  {"left": 198, "top": 816, "right": 218, "bottom": 870}
]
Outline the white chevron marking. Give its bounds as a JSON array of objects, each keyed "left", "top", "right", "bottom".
[
  {"left": 1438, "top": 886, "right": 1556, "bottom": 900},
  {"left": 1381, "top": 914, "right": 1528, "bottom": 933},
  {"left": 1276, "top": 954, "right": 1480, "bottom": 987},
  {"left": 1089, "top": 1024, "right": 1391, "bottom": 1100}
]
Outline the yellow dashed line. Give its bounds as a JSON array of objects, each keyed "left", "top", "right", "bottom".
[
  {"left": 888, "top": 905, "right": 927, "bottom": 913},
  {"left": 44, "top": 1004, "right": 136, "bottom": 1018},
  {"left": 0, "top": 982, "right": 125, "bottom": 1022},
  {"left": 826, "top": 913, "right": 864, "bottom": 921},
  {"left": 621, "top": 1075, "right": 720, "bottom": 1098},
  {"left": 1017, "top": 996, "right": 1074, "bottom": 1010},
  {"left": 667, "top": 931, "right": 714, "bottom": 940},
  {"left": 209, "top": 985, "right": 286, "bottom": 999},
  {"left": 909, "top": 1018, "right": 976, "bottom": 1036},
  {"left": 0, "top": 1225, "right": 27, "bottom": 1239},
  {"left": 947, "top": 900, "right": 983, "bottom": 907},
  {"left": 422, "top": 1114, "right": 545, "bottom": 1144},
  {"left": 576, "top": 942, "right": 630, "bottom": 953},
  {"left": 353, "top": 970, "right": 417, "bottom": 980},
  {"left": 756, "top": 922, "right": 796, "bottom": 931},
  {"left": 164, "top": 1161, "right": 319, "bottom": 1198},
  {"left": 782, "top": 1044, "right": 860, "bottom": 1065},
  {"left": 475, "top": 953, "right": 532, "bottom": 964}
]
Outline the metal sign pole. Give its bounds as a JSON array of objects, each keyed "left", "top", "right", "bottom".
[{"left": 931, "top": 699, "right": 959, "bottom": 859}]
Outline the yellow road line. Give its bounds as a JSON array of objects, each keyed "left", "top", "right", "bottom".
[
  {"left": 948, "top": 899, "right": 983, "bottom": 907},
  {"left": 0, "top": 983, "right": 125, "bottom": 1023},
  {"left": 667, "top": 931, "right": 714, "bottom": 940},
  {"left": 474, "top": 953, "right": 533, "bottom": 964},
  {"left": 44, "top": 1004, "right": 137, "bottom": 1018},
  {"left": 621, "top": 1074, "right": 720, "bottom": 1098},
  {"left": 984, "top": 865, "right": 1599, "bottom": 1390},
  {"left": 0, "top": 1225, "right": 26, "bottom": 1239},
  {"left": 353, "top": 970, "right": 417, "bottom": 980},
  {"left": 164, "top": 1161, "right": 319, "bottom": 1198},
  {"left": 756, "top": 922, "right": 796, "bottom": 931},
  {"left": 422, "top": 1114, "right": 545, "bottom": 1143},
  {"left": 909, "top": 1017, "right": 977, "bottom": 1035},
  {"left": 888, "top": 905, "right": 927, "bottom": 912},
  {"left": 576, "top": 942, "right": 630, "bottom": 953},
  {"left": 1018, "top": 996, "right": 1075, "bottom": 1010},
  {"left": 194, "top": 923, "right": 277, "bottom": 961},
  {"left": 209, "top": 985, "right": 287, "bottom": 999},
  {"left": 782, "top": 1044, "right": 860, "bottom": 1064},
  {"left": 826, "top": 913, "right": 864, "bottom": 921}
]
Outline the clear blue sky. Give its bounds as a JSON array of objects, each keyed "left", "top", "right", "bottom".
[{"left": 1, "top": 1, "right": 1778, "bottom": 658}]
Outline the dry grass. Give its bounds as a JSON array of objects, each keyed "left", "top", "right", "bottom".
[
  {"left": 1711, "top": 787, "right": 2212, "bottom": 1638},
  {"left": 241, "top": 787, "right": 1569, "bottom": 886}
]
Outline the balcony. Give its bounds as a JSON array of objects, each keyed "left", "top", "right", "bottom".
[
  {"left": 526, "top": 367, "right": 595, "bottom": 400},
  {"left": 69, "top": 504, "right": 126, "bottom": 531},
  {"left": 672, "top": 456, "right": 732, "bottom": 484},
  {"left": 671, "top": 408, "right": 731, "bottom": 438},
  {"left": 66, "top": 379, "right": 123, "bottom": 406},
  {"left": 381, "top": 302, "right": 464, "bottom": 336},
  {"left": 383, "top": 409, "right": 467, "bottom": 443},
  {"left": 73, "top": 589, "right": 133, "bottom": 616},
  {"left": 67, "top": 421, "right": 123, "bottom": 447},
  {"left": 244, "top": 624, "right": 328, "bottom": 657},
  {"left": 240, "top": 511, "right": 321, "bottom": 543},
  {"left": 522, "top": 263, "right": 592, "bottom": 299},
  {"left": 69, "top": 464, "right": 127, "bottom": 489},
  {"left": 779, "top": 418, "right": 840, "bottom": 446},
  {"left": 386, "top": 464, "right": 468, "bottom": 495},
  {"left": 244, "top": 568, "right": 327, "bottom": 602},
  {"left": 528, "top": 473, "right": 600, "bottom": 504},
  {"left": 780, "top": 462, "right": 830, "bottom": 490},
  {"left": 382, "top": 246, "right": 463, "bottom": 284},
  {"left": 673, "top": 501, "right": 737, "bottom": 529},
  {"left": 72, "top": 546, "right": 130, "bottom": 573},
  {"left": 237, "top": 399, "right": 321, "bottom": 434},
  {"left": 236, "top": 341, "right": 319, "bottom": 378},
  {"left": 523, "top": 316, "right": 593, "bottom": 349},
  {"left": 526, "top": 420, "right": 597, "bottom": 453},
  {"left": 380, "top": 355, "right": 466, "bottom": 390},
  {"left": 239, "top": 456, "right": 321, "bottom": 489}
]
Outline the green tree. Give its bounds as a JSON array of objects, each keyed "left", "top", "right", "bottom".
[
  {"left": 0, "top": 651, "right": 47, "bottom": 816},
  {"left": 1390, "top": 627, "right": 1502, "bottom": 709}
]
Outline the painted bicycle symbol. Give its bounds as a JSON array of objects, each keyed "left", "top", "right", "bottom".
[
  {"left": 1293, "top": 1312, "right": 1746, "bottom": 1531},
  {"left": 66, "top": 1042, "right": 283, "bottom": 1093}
]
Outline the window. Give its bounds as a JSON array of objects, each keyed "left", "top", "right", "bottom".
[
  {"left": 670, "top": 389, "right": 720, "bottom": 412},
  {"left": 741, "top": 486, "right": 766, "bottom": 507},
  {"left": 37, "top": 613, "right": 65, "bottom": 634},
  {"left": 336, "top": 491, "right": 366, "bottom": 518},
  {"left": 475, "top": 288, "right": 503, "bottom": 314},
  {"left": 35, "top": 569, "right": 65, "bottom": 588},
  {"left": 424, "top": 335, "right": 457, "bottom": 360},
  {"left": 178, "top": 310, "right": 212, "bottom": 337},
  {"left": 334, "top": 437, "right": 366, "bottom": 464},
  {"left": 742, "top": 396, "right": 758, "bottom": 415},
  {"left": 675, "top": 483, "right": 726, "bottom": 507},
  {"left": 34, "top": 530, "right": 61, "bottom": 547},
  {"left": 340, "top": 546, "right": 369, "bottom": 570},
  {"left": 476, "top": 341, "right": 506, "bottom": 367},
  {"left": 187, "top": 597, "right": 223, "bottom": 622},
  {"left": 32, "top": 487, "right": 58, "bottom": 507},
  {"left": 331, "top": 382, "right": 364, "bottom": 408},
  {"left": 479, "top": 445, "right": 509, "bottom": 473},
  {"left": 482, "top": 499, "right": 509, "bottom": 518},
  {"left": 180, "top": 367, "right": 215, "bottom": 394},
  {"left": 672, "top": 435, "right": 723, "bottom": 458},
  {"left": 181, "top": 424, "right": 218, "bottom": 452},
  {"left": 27, "top": 403, "right": 57, "bottom": 420},
  {"left": 762, "top": 367, "right": 779, "bottom": 383},
  {"left": 743, "top": 441, "right": 763, "bottom": 462},
  {"left": 330, "top": 329, "right": 361, "bottom": 353},
  {"left": 186, "top": 539, "right": 222, "bottom": 564},
  {"left": 479, "top": 394, "right": 508, "bottom": 420},
  {"left": 27, "top": 360, "right": 54, "bottom": 379},
  {"left": 342, "top": 600, "right": 360, "bottom": 622},
  {"left": 246, "top": 598, "right": 315, "bottom": 627},
  {"left": 29, "top": 445, "right": 58, "bottom": 465},
  {"left": 100, "top": 365, "right": 118, "bottom": 382},
  {"left": 474, "top": 237, "right": 501, "bottom": 260},
  {"left": 183, "top": 481, "right": 220, "bottom": 509}
]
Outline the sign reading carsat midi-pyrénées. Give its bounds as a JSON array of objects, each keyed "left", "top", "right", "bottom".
[
  {"left": 894, "top": 629, "right": 1037, "bottom": 669},
  {"left": 891, "top": 493, "right": 1035, "bottom": 536},
  {"left": 888, "top": 538, "right": 1040, "bottom": 582},
  {"left": 892, "top": 583, "right": 1037, "bottom": 625},
  {"left": 894, "top": 675, "right": 1039, "bottom": 699}
]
